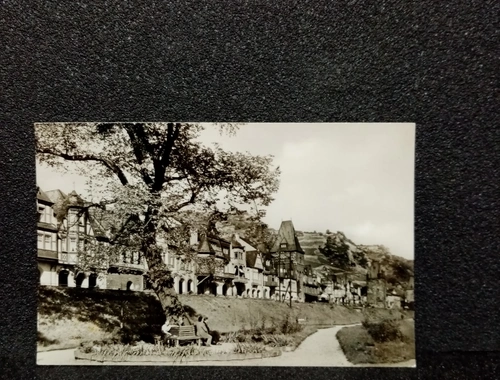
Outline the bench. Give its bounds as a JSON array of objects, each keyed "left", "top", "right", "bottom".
[{"left": 167, "top": 326, "right": 201, "bottom": 347}]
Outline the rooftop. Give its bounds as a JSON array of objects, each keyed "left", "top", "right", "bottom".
[{"left": 269, "top": 220, "right": 304, "bottom": 254}]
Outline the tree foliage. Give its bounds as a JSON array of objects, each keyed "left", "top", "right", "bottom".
[
  {"left": 318, "top": 234, "right": 352, "bottom": 269},
  {"left": 36, "top": 122, "right": 281, "bottom": 316}
]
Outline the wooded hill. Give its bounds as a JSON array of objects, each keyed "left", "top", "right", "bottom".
[{"left": 216, "top": 210, "right": 414, "bottom": 288}]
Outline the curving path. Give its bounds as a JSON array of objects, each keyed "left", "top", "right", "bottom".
[{"left": 37, "top": 324, "right": 415, "bottom": 367}]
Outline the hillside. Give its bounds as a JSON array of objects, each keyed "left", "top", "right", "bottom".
[
  {"left": 214, "top": 210, "right": 413, "bottom": 288},
  {"left": 297, "top": 231, "right": 413, "bottom": 288}
]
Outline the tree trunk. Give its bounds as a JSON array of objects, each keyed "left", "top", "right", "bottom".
[{"left": 142, "top": 210, "right": 185, "bottom": 318}]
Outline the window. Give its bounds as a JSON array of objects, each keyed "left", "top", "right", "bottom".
[
  {"left": 44, "top": 235, "right": 51, "bottom": 250},
  {"left": 280, "top": 243, "right": 287, "bottom": 248},
  {"left": 70, "top": 237, "right": 77, "bottom": 252},
  {"left": 37, "top": 233, "right": 43, "bottom": 248},
  {"left": 45, "top": 207, "right": 51, "bottom": 223},
  {"left": 38, "top": 206, "right": 45, "bottom": 222}
]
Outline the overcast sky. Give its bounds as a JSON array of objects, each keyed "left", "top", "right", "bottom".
[{"left": 37, "top": 123, "right": 415, "bottom": 259}]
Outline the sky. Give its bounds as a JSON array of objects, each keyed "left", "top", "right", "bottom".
[{"left": 36, "top": 123, "right": 415, "bottom": 259}]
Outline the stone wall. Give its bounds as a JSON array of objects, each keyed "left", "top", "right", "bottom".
[{"left": 106, "top": 273, "right": 144, "bottom": 291}]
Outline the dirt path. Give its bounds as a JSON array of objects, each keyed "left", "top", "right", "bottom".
[{"left": 37, "top": 324, "right": 415, "bottom": 367}]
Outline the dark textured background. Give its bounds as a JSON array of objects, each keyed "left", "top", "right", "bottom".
[{"left": 1, "top": 0, "right": 499, "bottom": 379}]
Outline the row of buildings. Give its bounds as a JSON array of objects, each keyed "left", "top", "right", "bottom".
[{"left": 37, "top": 187, "right": 414, "bottom": 308}]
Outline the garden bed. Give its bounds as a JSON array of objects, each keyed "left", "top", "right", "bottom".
[{"left": 74, "top": 343, "right": 281, "bottom": 363}]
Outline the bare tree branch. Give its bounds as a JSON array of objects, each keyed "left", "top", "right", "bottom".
[{"left": 37, "top": 148, "right": 129, "bottom": 185}]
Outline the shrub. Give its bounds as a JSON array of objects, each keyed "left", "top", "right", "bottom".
[
  {"left": 236, "top": 333, "right": 249, "bottom": 342},
  {"left": 362, "top": 319, "right": 403, "bottom": 343},
  {"left": 260, "top": 334, "right": 294, "bottom": 347},
  {"left": 233, "top": 343, "right": 267, "bottom": 354},
  {"left": 280, "top": 314, "right": 303, "bottom": 335},
  {"left": 37, "top": 331, "right": 60, "bottom": 347}
]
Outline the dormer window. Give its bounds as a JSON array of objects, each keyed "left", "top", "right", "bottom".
[{"left": 280, "top": 243, "right": 287, "bottom": 249}]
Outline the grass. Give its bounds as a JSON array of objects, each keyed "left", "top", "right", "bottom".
[
  {"left": 336, "top": 319, "right": 415, "bottom": 364},
  {"left": 219, "top": 315, "right": 318, "bottom": 351}
]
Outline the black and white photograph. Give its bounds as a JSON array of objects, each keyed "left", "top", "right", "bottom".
[{"left": 35, "top": 122, "right": 415, "bottom": 367}]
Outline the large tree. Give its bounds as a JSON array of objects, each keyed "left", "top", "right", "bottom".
[{"left": 36, "top": 122, "right": 280, "bottom": 317}]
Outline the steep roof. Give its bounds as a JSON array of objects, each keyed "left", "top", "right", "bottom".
[
  {"left": 239, "top": 236, "right": 259, "bottom": 250},
  {"left": 246, "top": 250, "right": 259, "bottom": 268},
  {"left": 270, "top": 220, "right": 304, "bottom": 253},
  {"left": 66, "top": 190, "right": 85, "bottom": 207},
  {"left": 231, "top": 235, "right": 244, "bottom": 248},
  {"left": 44, "top": 189, "right": 67, "bottom": 204},
  {"left": 208, "top": 233, "right": 231, "bottom": 248},
  {"left": 197, "top": 235, "right": 215, "bottom": 254},
  {"left": 36, "top": 187, "right": 53, "bottom": 204}
]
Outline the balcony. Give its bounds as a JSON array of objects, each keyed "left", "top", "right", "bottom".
[
  {"left": 37, "top": 249, "right": 58, "bottom": 261},
  {"left": 277, "top": 272, "right": 297, "bottom": 281},
  {"left": 196, "top": 267, "right": 235, "bottom": 279},
  {"left": 230, "top": 257, "right": 246, "bottom": 266},
  {"left": 233, "top": 276, "right": 248, "bottom": 284},
  {"left": 59, "top": 252, "right": 78, "bottom": 265}
]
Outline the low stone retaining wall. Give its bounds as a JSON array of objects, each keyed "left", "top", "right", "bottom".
[{"left": 74, "top": 348, "right": 281, "bottom": 363}]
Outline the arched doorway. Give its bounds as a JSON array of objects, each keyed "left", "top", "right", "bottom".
[
  {"left": 236, "top": 283, "right": 245, "bottom": 296},
  {"left": 38, "top": 268, "right": 42, "bottom": 284},
  {"left": 75, "top": 272, "right": 85, "bottom": 288},
  {"left": 89, "top": 273, "right": 97, "bottom": 289},
  {"left": 252, "top": 289, "right": 256, "bottom": 298},
  {"left": 178, "top": 279, "right": 184, "bottom": 295},
  {"left": 58, "top": 270, "right": 69, "bottom": 287},
  {"left": 222, "top": 283, "right": 228, "bottom": 296},
  {"left": 257, "top": 289, "right": 261, "bottom": 298},
  {"left": 126, "top": 281, "right": 133, "bottom": 291},
  {"left": 187, "top": 279, "right": 192, "bottom": 293},
  {"left": 264, "top": 288, "right": 268, "bottom": 299},
  {"left": 210, "top": 282, "right": 217, "bottom": 296}
]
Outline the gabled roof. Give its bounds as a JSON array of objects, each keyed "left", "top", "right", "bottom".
[
  {"left": 239, "top": 236, "right": 257, "bottom": 248},
  {"left": 66, "top": 190, "right": 85, "bottom": 207},
  {"left": 246, "top": 250, "right": 263, "bottom": 269},
  {"left": 197, "top": 235, "right": 215, "bottom": 254},
  {"left": 45, "top": 189, "right": 67, "bottom": 204},
  {"left": 270, "top": 220, "right": 304, "bottom": 253},
  {"left": 231, "top": 235, "right": 244, "bottom": 248},
  {"left": 208, "top": 233, "right": 231, "bottom": 248},
  {"left": 36, "top": 187, "right": 53, "bottom": 204}
]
